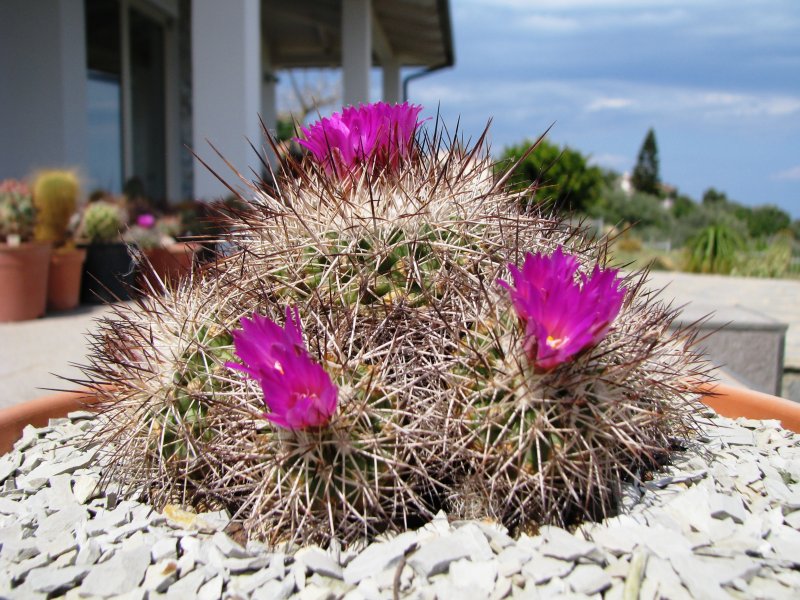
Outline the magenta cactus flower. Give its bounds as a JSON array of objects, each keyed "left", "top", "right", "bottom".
[
  {"left": 499, "top": 247, "right": 626, "bottom": 371},
  {"left": 294, "top": 102, "right": 424, "bottom": 178},
  {"left": 226, "top": 307, "right": 338, "bottom": 430},
  {"left": 136, "top": 213, "right": 156, "bottom": 229}
]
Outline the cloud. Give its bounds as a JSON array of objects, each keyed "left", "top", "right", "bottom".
[
  {"left": 773, "top": 165, "right": 800, "bottom": 181},
  {"left": 419, "top": 78, "right": 800, "bottom": 119},
  {"left": 695, "top": 92, "right": 800, "bottom": 118},
  {"left": 589, "top": 153, "right": 630, "bottom": 169},
  {"left": 579, "top": 84, "right": 800, "bottom": 120},
  {"left": 477, "top": 0, "right": 696, "bottom": 9},
  {"left": 518, "top": 15, "right": 580, "bottom": 32},
  {"left": 516, "top": 8, "right": 688, "bottom": 32},
  {"left": 586, "top": 97, "right": 635, "bottom": 112}
]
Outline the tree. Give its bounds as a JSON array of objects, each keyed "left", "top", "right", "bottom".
[
  {"left": 702, "top": 187, "right": 728, "bottom": 206},
  {"left": 275, "top": 69, "right": 341, "bottom": 141},
  {"left": 631, "top": 128, "right": 660, "bottom": 195},
  {"left": 671, "top": 194, "right": 696, "bottom": 220},
  {"left": 498, "top": 139, "right": 605, "bottom": 212},
  {"left": 745, "top": 204, "right": 791, "bottom": 238},
  {"left": 700, "top": 188, "right": 790, "bottom": 239},
  {"left": 589, "top": 188, "right": 674, "bottom": 239}
]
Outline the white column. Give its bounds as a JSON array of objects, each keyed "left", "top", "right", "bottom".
[
  {"left": 382, "top": 58, "right": 401, "bottom": 104},
  {"left": 0, "top": 0, "right": 87, "bottom": 179},
  {"left": 261, "top": 38, "right": 278, "bottom": 167},
  {"left": 192, "top": 0, "right": 261, "bottom": 200},
  {"left": 342, "top": 0, "right": 371, "bottom": 106},
  {"left": 164, "top": 16, "right": 182, "bottom": 203}
]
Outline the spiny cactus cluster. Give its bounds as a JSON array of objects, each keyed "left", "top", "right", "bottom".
[{"left": 79, "top": 103, "right": 710, "bottom": 547}]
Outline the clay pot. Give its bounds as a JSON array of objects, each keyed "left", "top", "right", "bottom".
[
  {"left": 47, "top": 247, "right": 87, "bottom": 311},
  {"left": 0, "top": 242, "right": 52, "bottom": 322},
  {"left": 142, "top": 242, "right": 198, "bottom": 289},
  {"left": 0, "top": 390, "right": 98, "bottom": 454},
  {"left": 699, "top": 382, "right": 800, "bottom": 434}
]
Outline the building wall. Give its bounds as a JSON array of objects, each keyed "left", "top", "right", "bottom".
[{"left": 0, "top": 0, "right": 87, "bottom": 180}]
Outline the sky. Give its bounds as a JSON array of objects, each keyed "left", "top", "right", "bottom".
[{"left": 406, "top": 0, "right": 800, "bottom": 218}]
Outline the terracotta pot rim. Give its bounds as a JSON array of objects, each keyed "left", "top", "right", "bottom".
[
  {"left": 0, "top": 390, "right": 100, "bottom": 454},
  {"left": 698, "top": 382, "right": 800, "bottom": 433},
  {"left": 2, "top": 383, "right": 797, "bottom": 455},
  {"left": 0, "top": 241, "right": 53, "bottom": 252}
]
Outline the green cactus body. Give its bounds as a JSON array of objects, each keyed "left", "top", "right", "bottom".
[
  {"left": 32, "top": 170, "right": 79, "bottom": 247},
  {"left": 83, "top": 201, "right": 123, "bottom": 243}
]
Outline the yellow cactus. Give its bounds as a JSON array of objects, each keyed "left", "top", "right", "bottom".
[{"left": 32, "top": 169, "right": 80, "bottom": 247}]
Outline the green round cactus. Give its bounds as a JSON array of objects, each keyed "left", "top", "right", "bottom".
[{"left": 82, "top": 201, "right": 123, "bottom": 243}]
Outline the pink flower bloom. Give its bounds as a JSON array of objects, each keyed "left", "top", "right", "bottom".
[
  {"left": 226, "top": 307, "right": 338, "bottom": 430},
  {"left": 498, "top": 248, "right": 626, "bottom": 371},
  {"left": 294, "top": 102, "right": 424, "bottom": 178},
  {"left": 136, "top": 213, "right": 156, "bottom": 229}
]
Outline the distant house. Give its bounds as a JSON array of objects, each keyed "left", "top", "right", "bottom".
[
  {"left": 0, "top": 0, "right": 453, "bottom": 202},
  {"left": 619, "top": 172, "right": 633, "bottom": 196}
]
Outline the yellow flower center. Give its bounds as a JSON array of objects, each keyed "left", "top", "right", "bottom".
[{"left": 546, "top": 335, "right": 569, "bottom": 350}]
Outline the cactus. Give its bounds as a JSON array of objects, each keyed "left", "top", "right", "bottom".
[
  {"left": 0, "top": 179, "right": 36, "bottom": 244},
  {"left": 82, "top": 201, "right": 124, "bottom": 243},
  {"left": 79, "top": 104, "right": 711, "bottom": 547},
  {"left": 32, "top": 170, "right": 79, "bottom": 247}
]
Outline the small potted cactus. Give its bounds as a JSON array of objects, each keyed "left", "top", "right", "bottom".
[
  {"left": 32, "top": 169, "right": 87, "bottom": 311},
  {"left": 0, "top": 179, "right": 51, "bottom": 321},
  {"left": 126, "top": 212, "right": 198, "bottom": 290},
  {"left": 78, "top": 197, "right": 137, "bottom": 303}
]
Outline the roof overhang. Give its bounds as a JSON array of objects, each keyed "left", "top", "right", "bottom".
[{"left": 262, "top": 0, "right": 454, "bottom": 69}]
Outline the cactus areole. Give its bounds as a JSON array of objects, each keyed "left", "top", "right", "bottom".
[
  {"left": 295, "top": 102, "right": 424, "bottom": 179},
  {"left": 499, "top": 247, "right": 626, "bottom": 371},
  {"left": 226, "top": 307, "right": 338, "bottom": 430}
]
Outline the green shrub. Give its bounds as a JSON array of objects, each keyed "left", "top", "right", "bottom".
[
  {"left": 685, "top": 223, "right": 744, "bottom": 274},
  {"left": 733, "top": 232, "right": 793, "bottom": 278}
]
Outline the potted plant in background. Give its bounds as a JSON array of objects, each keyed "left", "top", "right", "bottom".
[
  {"left": 126, "top": 212, "right": 198, "bottom": 289},
  {"left": 78, "top": 197, "right": 137, "bottom": 303},
  {"left": 32, "top": 169, "right": 87, "bottom": 311},
  {"left": 0, "top": 179, "right": 51, "bottom": 322}
]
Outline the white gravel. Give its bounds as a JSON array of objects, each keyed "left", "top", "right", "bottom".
[{"left": 1, "top": 408, "right": 800, "bottom": 598}]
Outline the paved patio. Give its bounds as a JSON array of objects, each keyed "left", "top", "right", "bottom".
[
  {"left": 1, "top": 271, "right": 798, "bottom": 409},
  {"left": 644, "top": 271, "right": 800, "bottom": 370},
  {"left": 0, "top": 304, "right": 114, "bottom": 410}
]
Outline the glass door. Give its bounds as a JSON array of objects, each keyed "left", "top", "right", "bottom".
[
  {"left": 128, "top": 6, "right": 166, "bottom": 204},
  {"left": 85, "top": 0, "right": 168, "bottom": 203},
  {"left": 86, "top": 0, "right": 123, "bottom": 194}
]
